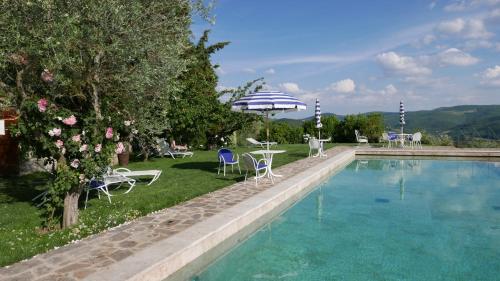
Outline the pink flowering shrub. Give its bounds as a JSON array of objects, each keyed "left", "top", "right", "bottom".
[
  {"left": 62, "top": 115, "right": 77, "bottom": 126},
  {"left": 37, "top": 98, "right": 48, "bottom": 112},
  {"left": 105, "top": 127, "right": 113, "bottom": 139},
  {"left": 13, "top": 97, "right": 124, "bottom": 225}
]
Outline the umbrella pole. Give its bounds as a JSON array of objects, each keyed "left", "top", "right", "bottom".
[{"left": 266, "top": 111, "right": 270, "bottom": 151}]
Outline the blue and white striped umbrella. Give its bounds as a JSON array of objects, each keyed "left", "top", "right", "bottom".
[
  {"left": 232, "top": 91, "right": 307, "bottom": 113},
  {"left": 400, "top": 100, "right": 405, "bottom": 133},
  {"left": 232, "top": 91, "right": 307, "bottom": 149},
  {"left": 315, "top": 99, "right": 322, "bottom": 129}
]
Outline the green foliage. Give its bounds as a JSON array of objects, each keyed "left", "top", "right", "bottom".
[
  {"left": 260, "top": 122, "right": 304, "bottom": 144},
  {"left": 169, "top": 31, "right": 263, "bottom": 149},
  {"left": 303, "top": 115, "right": 340, "bottom": 140}
]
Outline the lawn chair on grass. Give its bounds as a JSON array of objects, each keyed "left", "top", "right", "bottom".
[
  {"left": 218, "top": 148, "right": 241, "bottom": 176},
  {"left": 156, "top": 138, "right": 193, "bottom": 159},
  {"left": 241, "top": 153, "right": 271, "bottom": 186},
  {"left": 246, "top": 137, "right": 277, "bottom": 148},
  {"left": 113, "top": 168, "right": 162, "bottom": 185},
  {"left": 85, "top": 173, "right": 136, "bottom": 209}
]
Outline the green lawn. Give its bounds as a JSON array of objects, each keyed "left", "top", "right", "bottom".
[{"left": 0, "top": 143, "right": 335, "bottom": 266}]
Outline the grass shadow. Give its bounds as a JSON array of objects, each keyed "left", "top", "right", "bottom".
[
  {"left": 0, "top": 173, "right": 49, "bottom": 205},
  {"left": 171, "top": 161, "right": 219, "bottom": 173}
]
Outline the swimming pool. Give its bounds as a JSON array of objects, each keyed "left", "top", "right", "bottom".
[{"left": 191, "top": 159, "right": 500, "bottom": 280}]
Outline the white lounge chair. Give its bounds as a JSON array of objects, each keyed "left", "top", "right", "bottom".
[
  {"left": 246, "top": 137, "right": 277, "bottom": 148},
  {"left": 355, "top": 130, "right": 368, "bottom": 144},
  {"left": 156, "top": 139, "right": 193, "bottom": 159},
  {"left": 84, "top": 173, "right": 136, "bottom": 208},
  {"left": 241, "top": 153, "right": 270, "bottom": 186},
  {"left": 113, "top": 168, "right": 162, "bottom": 185},
  {"left": 410, "top": 132, "right": 422, "bottom": 149}
]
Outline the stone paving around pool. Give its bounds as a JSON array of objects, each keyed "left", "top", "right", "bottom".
[{"left": 0, "top": 146, "right": 352, "bottom": 281}]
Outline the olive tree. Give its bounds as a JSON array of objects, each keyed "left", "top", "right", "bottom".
[{"left": 0, "top": 0, "right": 194, "bottom": 228}]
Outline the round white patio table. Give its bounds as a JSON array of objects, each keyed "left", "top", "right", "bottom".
[
  {"left": 395, "top": 133, "right": 412, "bottom": 147},
  {"left": 250, "top": 150, "right": 286, "bottom": 178}
]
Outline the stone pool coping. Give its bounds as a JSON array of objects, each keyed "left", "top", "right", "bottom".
[{"left": 1, "top": 146, "right": 499, "bottom": 281}]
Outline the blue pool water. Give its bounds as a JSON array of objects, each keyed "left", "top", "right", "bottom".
[{"left": 193, "top": 159, "right": 500, "bottom": 281}]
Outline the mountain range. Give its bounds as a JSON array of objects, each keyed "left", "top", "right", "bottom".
[{"left": 275, "top": 105, "right": 500, "bottom": 140}]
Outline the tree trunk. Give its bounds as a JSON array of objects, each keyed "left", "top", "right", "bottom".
[{"left": 62, "top": 183, "right": 84, "bottom": 228}]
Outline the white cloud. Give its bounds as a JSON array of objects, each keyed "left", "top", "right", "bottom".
[
  {"left": 437, "top": 48, "right": 479, "bottom": 66},
  {"left": 463, "top": 40, "right": 493, "bottom": 50},
  {"left": 384, "top": 84, "right": 398, "bottom": 95},
  {"left": 444, "top": 1, "right": 468, "bottom": 11},
  {"left": 436, "top": 18, "right": 493, "bottom": 39},
  {"left": 444, "top": 0, "right": 500, "bottom": 11},
  {"left": 328, "top": 79, "right": 356, "bottom": 93},
  {"left": 264, "top": 68, "right": 276, "bottom": 74},
  {"left": 480, "top": 65, "right": 500, "bottom": 86},
  {"left": 429, "top": 1, "right": 437, "bottom": 9},
  {"left": 376, "top": 52, "right": 432, "bottom": 76},
  {"left": 279, "top": 82, "right": 301, "bottom": 94},
  {"left": 243, "top": 68, "right": 256, "bottom": 73},
  {"left": 216, "top": 67, "right": 226, "bottom": 75},
  {"left": 496, "top": 42, "right": 500, "bottom": 51},
  {"left": 436, "top": 18, "right": 466, "bottom": 33}
]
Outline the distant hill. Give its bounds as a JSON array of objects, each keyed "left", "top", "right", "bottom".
[{"left": 274, "top": 105, "right": 500, "bottom": 140}]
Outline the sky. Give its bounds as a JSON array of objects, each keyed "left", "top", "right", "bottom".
[{"left": 192, "top": 0, "right": 500, "bottom": 118}]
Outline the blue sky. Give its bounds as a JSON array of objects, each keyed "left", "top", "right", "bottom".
[{"left": 193, "top": 0, "right": 500, "bottom": 118}]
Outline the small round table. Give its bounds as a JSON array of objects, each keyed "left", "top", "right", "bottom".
[{"left": 250, "top": 150, "right": 286, "bottom": 178}]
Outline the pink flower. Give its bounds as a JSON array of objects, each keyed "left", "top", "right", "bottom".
[
  {"left": 71, "top": 134, "right": 81, "bottom": 142},
  {"left": 79, "top": 144, "right": 88, "bottom": 152},
  {"left": 62, "top": 115, "right": 77, "bottom": 126},
  {"left": 70, "top": 159, "right": 80, "bottom": 169},
  {"left": 94, "top": 144, "right": 102, "bottom": 153},
  {"left": 115, "top": 142, "right": 125, "bottom": 154},
  {"left": 55, "top": 139, "right": 64, "bottom": 149},
  {"left": 105, "top": 127, "right": 113, "bottom": 139},
  {"left": 37, "top": 99, "right": 48, "bottom": 112}
]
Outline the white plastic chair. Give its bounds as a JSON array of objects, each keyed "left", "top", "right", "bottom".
[
  {"left": 355, "top": 130, "right": 368, "bottom": 144},
  {"left": 411, "top": 132, "right": 422, "bottom": 149},
  {"left": 308, "top": 137, "right": 321, "bottom": 157},
  {"left": 241, "top": 153, "right": 270, "bottom": 186}
]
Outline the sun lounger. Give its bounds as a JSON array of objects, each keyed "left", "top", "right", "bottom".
[
  {"left": 113, "top": 168, "right": 162, "bottom": 185},
  {"left": 246, "top": 137, "right": 277, "bottom": 148}
]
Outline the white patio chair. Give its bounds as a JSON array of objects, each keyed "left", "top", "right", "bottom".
[
  {"left": 354, "top": 130, "right": 368, "bottom": 144},
  {"left": 156, "top": 138, "right": 193, "bottom": 159},
  {"left": 217, "top": 148, "right": 241, "bottom": 176},
  {"left": 411, "top": 132, "right": 422, "bottom": 149},
  {"left": 241, "top": 153, "right": 270, "bottom": 186},
  {"left": 382, "top": 132, "right": 398, "bottom": 148},
  {"left": 246, "top": 137, "right": 277, "bottom": 148},
  {"left": 113, "top": 167, "right": 162, "bottom": 186},
  {"left": 308, "top": 137, "right": 321, "bottom": 157}
]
